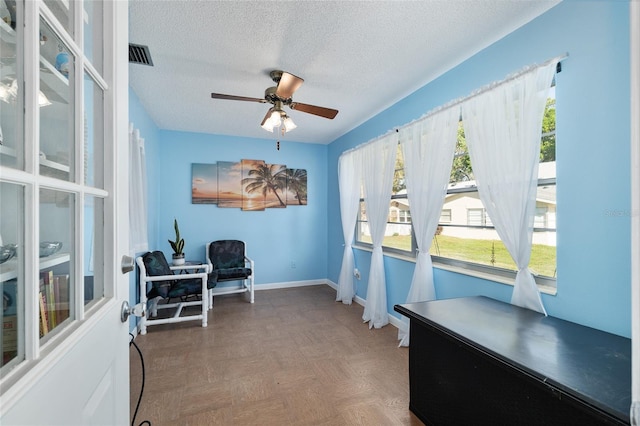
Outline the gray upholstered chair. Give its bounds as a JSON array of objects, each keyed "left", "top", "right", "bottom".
[{"left": 206, "top": 240, "right": 254, "bottom": 307}]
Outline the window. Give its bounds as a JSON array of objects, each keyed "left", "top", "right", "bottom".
[
  {"left": 355, "top": 86, "right": 557, "bottom": 286},
  {"left": 356, "top": 144, "right": 415, "bottom": 254},
  {"left": 467, "top": 208, "right": 491, "bottom": 226},
  {"left": 535, "top": 207, "right": 549, "bottom": 228},
  {"left": 399, "top": 209, "right": 411, "bottom": 223},
  {"left": 440, "top": 209, "right": 452, "bottom": 223}
]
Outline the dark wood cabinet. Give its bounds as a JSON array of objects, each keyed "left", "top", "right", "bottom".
[{"left": 395, "top": 296, "right": 631, "bottom": 425}]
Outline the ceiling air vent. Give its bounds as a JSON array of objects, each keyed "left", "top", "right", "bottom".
[{"left": 129, "top": 43, "right": 153, "bottom": 66}]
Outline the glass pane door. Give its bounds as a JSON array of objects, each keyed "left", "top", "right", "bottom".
[
  {"left": 0, "top": 2, "right": 22, "bottom": 171},
  {"left": 43, "top": 0, "right": 73, "bottom": 36},
  {"left": 38, "top": 188, "right": 74, "bottom": 341},
  {"left": 0, "top": 182, "right": 24, "bottom": 368},
  {"left": 39, "top": 18, "right": 74, "bottom": 181},
  {"left": 1, "top": 0, "right": 111, "bottom": 380}
]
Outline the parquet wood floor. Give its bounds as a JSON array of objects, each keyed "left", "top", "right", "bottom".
[{"left": 129, "top": 284, "right": 425, "bottom": 426}]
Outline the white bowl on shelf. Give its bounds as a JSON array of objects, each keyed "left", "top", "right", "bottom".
[{"left": 39, "top": 241, "right": 62, "bottom": 258}]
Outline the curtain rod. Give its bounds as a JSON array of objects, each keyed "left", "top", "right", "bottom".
[
  {"left": 341, "top": 53, "right": 568, "bottom": 157},
  {"left": 393, "top": 52, "right": 569, "bottom": 134}
]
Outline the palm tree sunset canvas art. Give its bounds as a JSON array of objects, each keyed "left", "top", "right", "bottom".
[
  {"left": 241, "top": 160, "right": 288, "bottom": 211},
  {"left": 285, "top": 168, "right": 308, "bottom": 206},
  {"left": 192, "top": 160, "right": 307, "bottom": 210}
]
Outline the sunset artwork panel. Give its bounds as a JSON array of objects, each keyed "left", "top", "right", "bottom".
[
  {"left": 241, "top": 159, "right": 266, "bottom": 211},
  {"left": 217, "top": 161, "right": 243, "bottom": 208},
  {"left": 192, "top": 163, "right": 218, "bottom": 204},
  {"left": 285, "top": 168, "right": 308, "bottom": 206}
]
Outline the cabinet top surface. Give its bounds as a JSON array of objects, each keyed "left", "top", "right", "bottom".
[{"left": 395, "top": 296, "right": 631, "bottom": 423}]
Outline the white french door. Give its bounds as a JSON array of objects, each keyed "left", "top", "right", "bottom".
[{"left": 0, "top": 1, "right": 130, "bottom": 424}]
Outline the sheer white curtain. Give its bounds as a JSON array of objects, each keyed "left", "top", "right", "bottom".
[
  {"left": 397, "top": 106, "right": 459, "bottom": 346},
  {"left": 461, "top": 60, "right": 558, "bottom": 315},
  {"left": 129, "top": 123, "right": 148, "bottom": 254},
  {"left": 361, "top": 133, "right": 397, "bottom": 328},
  {"left": 337, "top": 149, "right": 362, "bottom": 305}
]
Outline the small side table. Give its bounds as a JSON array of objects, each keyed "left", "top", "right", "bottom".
[{"left": 170, "top": 261, "right": 210, "bottom": 274}]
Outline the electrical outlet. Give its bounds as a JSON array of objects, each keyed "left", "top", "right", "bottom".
[
  {"left": 354, "top": 268, "right": 361, "bottom": 280},
  {"left": 290, "top": 261, "right": 296, "bottom": 269}
]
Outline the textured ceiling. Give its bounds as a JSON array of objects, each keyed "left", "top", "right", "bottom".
[{"left": 128, "top": 0, "right": 560, "bottom": 144}]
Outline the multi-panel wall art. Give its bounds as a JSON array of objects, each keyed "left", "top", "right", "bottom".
[{"left": 192, "top": 160, "right": 307, "bottom": 211}]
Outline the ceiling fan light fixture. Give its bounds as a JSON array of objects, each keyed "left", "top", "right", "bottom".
[
  {"left": 282, "top": 115, "right": 296, "bottom": 132},
  {"left": 269, "top": 110, "right": 282, "bottom": 127},
  {"left": 261, "top": 108, "right": 275, "bottom": 132}
]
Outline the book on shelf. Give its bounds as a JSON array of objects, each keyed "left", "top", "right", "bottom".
[
  {"left": 2, "top": 315, "right": 18, "bottom": 366},
  {"left": 40, "top": 270, "right": 56, "bottom": 329},
  {"left": 53, "top": 274, "right": 70, "bottom": 323},
  {"left": 37, "top": 271, "right": 71, "bottom": 337},
  {"left": 2, "top": 315, "right": 18, "bottom": 351},
  {"left": 39, "top": 289, "right": 48, "bottom": 337}
]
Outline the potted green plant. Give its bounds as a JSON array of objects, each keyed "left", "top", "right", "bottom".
[{"left": 168, "top": 218, "right": 185, "bottom": 265}]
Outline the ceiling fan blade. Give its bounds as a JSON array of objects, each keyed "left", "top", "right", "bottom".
[
  {"left": 275, "top": 72, "right": 304, "bottom": 99},
  {"left": 290, "top": 102, "right": 339, "bottom": 119},
  {"left": 211, "top": 93, "right": 266, "bottom": 103},
  {"left": 260, "top": 109, "right": 273, "bottom": 126}
]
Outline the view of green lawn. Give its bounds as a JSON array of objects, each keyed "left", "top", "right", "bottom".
[{"left": 360, "top": 234, "right": 556, "bottom": 278}]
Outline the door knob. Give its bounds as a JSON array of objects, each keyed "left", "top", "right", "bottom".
[
  {"left": 121, "top": 301, "right": 146, "bottom": 323},
  {"left": 121, "top": 255, "right": 134, "bottom": 274}
]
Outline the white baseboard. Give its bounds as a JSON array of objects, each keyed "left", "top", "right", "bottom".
[
  {"left": 255, "top": 279, "right": 331, "bottom": 291},
  {"left": 325, "top": 279, "right": 338, "bottom": 291},
  {"left": 388, "top": 311, "right": 406, "bottom": 330}
]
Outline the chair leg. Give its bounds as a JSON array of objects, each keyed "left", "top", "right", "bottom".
[
  {"left": 140, "top": 279, "right": 148, "bottom": 335},
  {"left": 140, "top": 314, "right": 147, "bottom": 335},
  {"left": 201, "top": 277, "right": 208, "bottom": 328},
  {"left": 148, "top": 296, "right": 162, "bottom": 317},
  {"left": 249, "top": 275, "right": 254, "bottom": 303}
]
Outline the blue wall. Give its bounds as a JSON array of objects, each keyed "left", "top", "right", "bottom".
[{"left": 328, "top": 1, "right": 632, "bottom": 337}]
